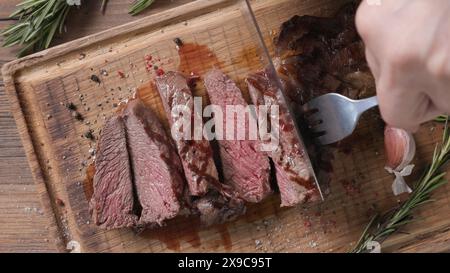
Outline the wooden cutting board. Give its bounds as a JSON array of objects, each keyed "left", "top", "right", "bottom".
[{"left": 2, "top": 0, "right": 450, "bottom": 253}]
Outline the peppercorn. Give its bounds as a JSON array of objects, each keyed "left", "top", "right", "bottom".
[
  {"left": 84, "top": 130, "right": 94, "bottom": 140},
  {"left": 173, "top": 37, "right": 183, "bottom": 47},
  {"left": 65, "top": 102, "right": 77, "bottom": 111},
  {"left": 90, "top": 74, "right": 101, "bottom": 84},
  {"left": 72, "top": 111, "right": 84, "bottom": 121}
]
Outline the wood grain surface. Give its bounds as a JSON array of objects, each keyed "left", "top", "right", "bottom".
[
  {"left": 1, "top": 0, "right": 450, "bottom": 253},
  {"left": 0, "top": 0, "right": 194, "bottom": 253}
]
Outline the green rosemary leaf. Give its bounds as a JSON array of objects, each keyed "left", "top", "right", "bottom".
[
  {"left": 385, "top": 219, "right": 416, "bottom": 231},
  {"left": 411, "top": 198, "right": 437, "bottom": 208},
  {"left": 435, "top": 115, "right": 450, "bottom": 123},
  {"left": 59, "top": 6, "right": 71, "bottom": 33},
  {"left": 35, "top": 0, "right": 56, "bottom": 28},
  {"left": 421, "top": 178, "right": 447, "bottom": 196},
  {"left": 129, "top": 0, "right": 155, "bottom": 16},
  {"left": 374, "top": 228, "right": 396, "bottom": 240},
  {"left": 1, "top": 0, "right": 73, "bottom": 57},
  {"left": 354, "top": 214, "right": 378, "bottom": 249},
  {"left": 1, "top": 22, "right": 28, "bottom": 36},
  {"left": 17, "top": 37, "right": 40, "bottom": 56}
]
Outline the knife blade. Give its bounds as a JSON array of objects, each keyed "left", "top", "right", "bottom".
[{"left": 241, "top": 0, "right": 325, "bottom": 200}]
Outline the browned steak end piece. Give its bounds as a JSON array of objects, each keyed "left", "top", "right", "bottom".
[
  {"left": 194, "top": 182, "right": 246, "bottom": 226},
  {"left": 122, "top": 99, "right": 185, "bottom": 226},
  {"left": 204, "top": 69, "right": 271, "bottom": 203},
  {"left": 274, "top": 3, "right": 372, "bottom": 105},
  {"left": 155, "top": 71, "right": 219, "bottom": 196},
  {"left": 89, "top": 115, "right": 137, "bottom": 229},
  {"left": 247, "top": 72, "right": 319, "bottom": 206},
  {"left": 194, "top": 195, "right": 245, "bottom": 226},
  {"left": 271, "top": 2, "right": 374, "bottom": 191}
]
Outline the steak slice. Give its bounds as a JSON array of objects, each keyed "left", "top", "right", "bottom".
[
  {"left": 246, "top": 71, "right": 319, "bottom": 206},
  {"left": 89, "top": 115, "right": 137, "bottom": 229},
  {"left": 121, "top": 99, "right": 184, "bottom": 226},
  {"left": 274, "top": 3, "right": 371, "bottom": 106},
  {"left": 204, "top": 69, "right": 271, "bottom": 203},
  {"left": 270, "top": 2, "right": 374, "bottom": 189},
  {"left": 155, "top": 71, "right": 219, "bottom": 196}
]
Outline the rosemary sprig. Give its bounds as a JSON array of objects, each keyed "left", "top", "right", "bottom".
[
  {"left": 436, "top": 115, "right": 450, "bottom": 123},
  {"left": 129, "top": 0, "right": 155, "bottom": 16},
  {"left": 351, "top": 119, "right": 450, "bottom": 253},
  {"left": 101, "top": 0, "right": 108, "bottom": 14},
  {"left": 1, "top": 0, "right": 73, "bottom": 57}
]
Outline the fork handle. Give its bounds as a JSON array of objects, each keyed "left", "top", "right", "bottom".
[{"left": 355, "top": 96, "right": 378, "bottom": 115}]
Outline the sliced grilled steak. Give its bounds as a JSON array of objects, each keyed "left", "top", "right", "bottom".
[
  {"left": 274, "top": 3, "right": 372, "bottom": 106},
  {"left": 121, "top": 99, "right": 185, "bottom": 226},
  {"left": 270, "top": 2, "right": 375, "bottom": 189},
  {"left": 89, "top": 115, "right": 137, "bottom": 229},
  {"left": 204, "top": 69, "right": 271, "bottom": 203},
  {"left": 247, "top": 71, "right": 319, "bottom": 206},
  {"left": 155, "top": 71, "right": 219, "bottom": 196}
]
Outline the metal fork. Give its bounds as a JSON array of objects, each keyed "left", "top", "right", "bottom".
[{"left": 302, "top": 94, "right": 378, "bottom": 145}]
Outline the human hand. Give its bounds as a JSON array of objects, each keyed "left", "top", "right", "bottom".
[{"left": 356, "top": 0, "right": 450, "bottom": 131}]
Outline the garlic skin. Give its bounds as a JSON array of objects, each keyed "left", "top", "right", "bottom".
[
  {"left": 366, "top": 240, "right": 381, "bottom": 253},
  {"left": 384, "top": 126, "right": 416, "bottom": 195},
  {"left": 66, "top": 240, "right": 81, "bottom": 253}
]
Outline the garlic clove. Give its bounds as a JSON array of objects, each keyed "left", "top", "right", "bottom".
[
  {"left": 384, "top": 126, "right": 416, "bottom": 171},
  {"left": 384, "top": 126, "right": 416, "bottom": 196}
]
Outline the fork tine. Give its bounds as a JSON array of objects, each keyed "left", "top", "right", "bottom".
[
  {"left": 303, "top": 94, "right": 378, "bottom": 145},
  {"left": 317, "top": 132, "right": 338, "bottom": 145},
  {"left": 311, "top": 130, "right": 327, "bottom": 138},
  {"left": 305, "top": 113, "right": 323, "bottom": 127},
  {"left": 308, "top": 119, "right": 323, "bottom": 128},
  {"left": 310, "top": 122, "right": 327, "bottom": 133}
]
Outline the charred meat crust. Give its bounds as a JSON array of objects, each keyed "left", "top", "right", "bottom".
[{"left": 274, "top": 3, "right": 373, "bottom": 106}]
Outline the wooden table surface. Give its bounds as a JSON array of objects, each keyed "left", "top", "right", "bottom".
[{"left": 0, "top": 0, "right": 193, "bottom": 253}]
